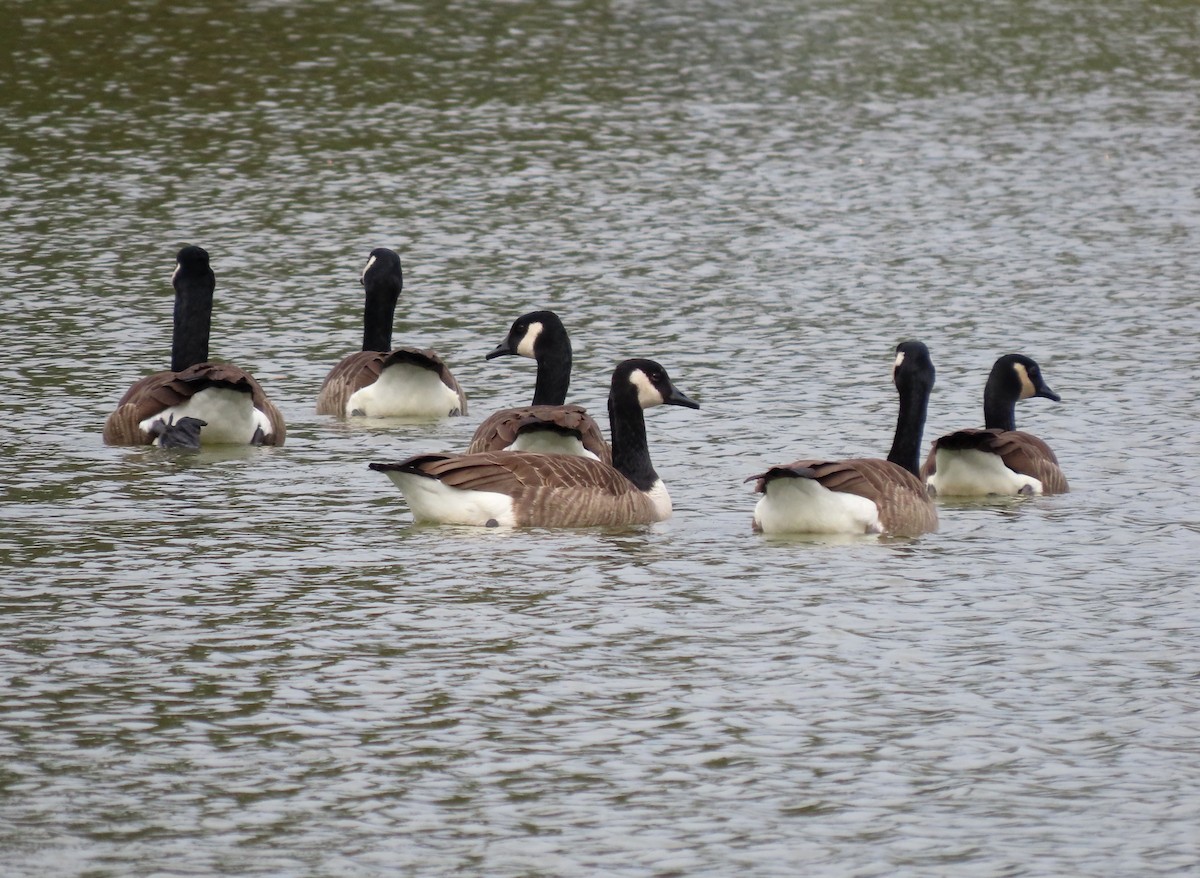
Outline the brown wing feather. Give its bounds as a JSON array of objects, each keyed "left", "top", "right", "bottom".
[
  {"left": 316, "top": 347, "right": 467, "bottom": 416},
  {"left": 103, "top": 363, "right": 285, "bottom": 446},
  {"left": 374, "top": 452, "right": 661, "bottom": 527},
  {"left": 923, "top": 429, "right": 1067, "bottom": 493},
  {"left": 750, "top": 458, "right": 937, "bottom": 536},
  {"left": 466, "top": 405, "right": 612, "bottom": 464}
]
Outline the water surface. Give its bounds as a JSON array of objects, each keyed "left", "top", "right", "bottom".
[{"left": 2, "top": 1, "right": 1199, "bottom": 875}]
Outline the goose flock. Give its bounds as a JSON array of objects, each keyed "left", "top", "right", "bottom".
[{"left": 104, "top": 245, "right": 1068, "bottom": 536}]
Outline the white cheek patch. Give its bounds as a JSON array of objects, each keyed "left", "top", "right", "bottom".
[
  {"left": 171, "top": 262, "right": 180, "bottom": 284},
  {"left": 516, "top": 321, "right": 543, "bottom": 359},
  {"left": 630, "top": 368, "right": 664, "bottom": 408},
  {"left": 1014, "top": 362, "right": 1037, "bottom": 399},
  {"left": 360, "top": 254, "right": 377, "bottom": 284},
  {"left": 892, "top": 350, "right": 905, "bottom": 383}
]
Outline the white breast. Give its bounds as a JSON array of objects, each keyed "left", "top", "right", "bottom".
[{"left": 644, "top": 479, "right": 673, "bottom": 521}]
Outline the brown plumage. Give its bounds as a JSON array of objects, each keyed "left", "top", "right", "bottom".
[
  {"left": 104, "top": 362, "right": 285, "bottom": 446},
  {"left": 920, "top": 428, "right": 1069, "bottom": 494},
  {"left": 748, "top": 459, "right": 938, "bottom": 536},
  {"left": 316, "top": 248, "right": 466, "bottom": 419},
  {"left": 102, "top": 246, "right": 285, "bottom": 447},
  {"left": 381, "top": 451, "right": 666, "bottom": 527},
  {"left": 466, "top": 405, "right": 611, "bottom": 463},
  {"left": 316, "top": 347, "right": 467, "bottom": 417}
]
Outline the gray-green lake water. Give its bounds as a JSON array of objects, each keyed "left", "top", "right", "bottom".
[{"left": 2, "top": 1, "right": 1198, "bottom": 874}]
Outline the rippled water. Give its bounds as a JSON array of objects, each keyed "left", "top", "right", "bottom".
[{"left": 3, "top": 0, "right": 1199, "bottom": 874}]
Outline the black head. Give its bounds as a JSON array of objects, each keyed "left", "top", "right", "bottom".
[
  {"left": 486, "top": 309, "right": 568, "bottom": 361},
  {"left": 990, "top": 353, "right": 1060, "bottom": 403},
  {"left": 360, "top": 247, "right": 404, "bottom": 292},
  {"left": 892, "top": 340, "right": 936, "bottom": 394},
  {"left": 173, "top": 245, "right": 213, "bottom": 288},
  {"left": 612, "top": 358, "right": 700, "bottom": 410}
]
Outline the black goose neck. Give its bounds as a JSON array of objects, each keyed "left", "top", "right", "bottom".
[
  {"left": 608, "top": 386, "right": 658, "bottom": 492},
  {"left": 170, "top": 267, "right": 214, "bottom": 372},
  {"left": 361, "top": 278, "right": 400, "bottom": 353},
  {"left": 531, "top": 339, "right": 572, "bottom": 406},
  {"left": 886, "top": 367, "right": 933, "bottom": 478},
  {"left": 982, "top": 369, "right": 1018, "bottom": 432}
]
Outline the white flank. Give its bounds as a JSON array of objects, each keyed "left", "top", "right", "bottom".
[
  {"left": 753, "top": 476, "right": 882, "bottom": 535},
  {"left": 347, "top": 362, "right": 461, "bottom": 418},
  {"left": 506, "top": 430, "right": 600, "bottom": 460},
  {"left": 516, "top": 321, "right": 544, "bottom": 359},
  {"left": 383, "top": 470, "right": 517, "bottom": 526},
  {"left": 928, "top": 448, "right": 1043, "bottom": 496},
  {"left": 139, "top": 386, "right": 271, "bottom": 445}
]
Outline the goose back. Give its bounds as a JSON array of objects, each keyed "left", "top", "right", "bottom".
[
  {"left": 921, "top": 428, "right": 1068, "bottom": 495},
  {"left": 317, "top": 347, "right": 466, "bottom": 417},
  {"left": 749, "top": 459, "right": 937, "bottom": 536},
  {"left": 372, "top": 451, "right": 665, "bottom": 527},
  {"left": 467, "top": 404, "right": 611, "bottom": 462},
  {"left": 104, "top": 362, "right": 285, "bottom": 446}
]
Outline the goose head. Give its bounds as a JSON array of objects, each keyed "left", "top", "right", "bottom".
[
  {"left": 892, "top": 340, "right": 936, "bottom": 397},
  {"left": 360, "top": 247, "right": 404, "bottom": 299},
  {"left": 172, "top": 245, "right": 214, "bottom": 290},
  {"left": 487, "top": 310, "right": 570, "bottom": 361},
  {"left": 983, "top": 353, "right": 1060, "bottom": 432},
  {"left": 992, "top": 353, "right": 1060, "bottom": 403},
  {"left": 614, "top": 358, "right": 700, "bottom": 411}
]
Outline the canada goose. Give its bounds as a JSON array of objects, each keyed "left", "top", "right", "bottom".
[
  {"left": 316, "top": 248, "right": 467, "bottom": 418},
  {"left": 102, "top": 246, "right": 286, "bottom": 447},
  {"left": 746, "top": 340, "right": 938, "bottom": 537},
  {"left": 922, "top": 353, "right": 1067, "bottom": 496},
  {"left": 370, "top": 358, "right": 698, "bottom": 527},
  {"left": 467, "top": 310, "right": 610, "bottom": 463}
]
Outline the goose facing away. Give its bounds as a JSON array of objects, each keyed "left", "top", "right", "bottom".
[
  {"left": 467, "top": 310, "right": 611, "bottom": 463},
  {"left": 316, "top": 248, "right": 467, "bottom": 419},
  {"left": 747, "top": 340, "right": 938, "bottom": 537},
  {"left": 370, "top": 358, "right": 699, "bottom": 528},
  {"left": 922, "top": 353, "right": 1067, "bottom": 496},
  {"left": 102, "top": 246, "right": 286, "bottom": 447}
]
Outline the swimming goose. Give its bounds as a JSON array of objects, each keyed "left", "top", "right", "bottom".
[
  {"left": 316, "top": 248, "right": 467, "bottom": 419},
  {"left": 746, "top": 340, "right": 938, "bottom": 537},
  {"left": 467, "top": 310, "right": 610, "bottom": 463},
  {"left": 370, "top": 358, "right": 698, "bottom": 527},
  {"left": 921, "top": 353, "right": 1067, "bottom": 496},
  {"left": 102, "top": 246, "right": 286, "bottom": 447}
]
